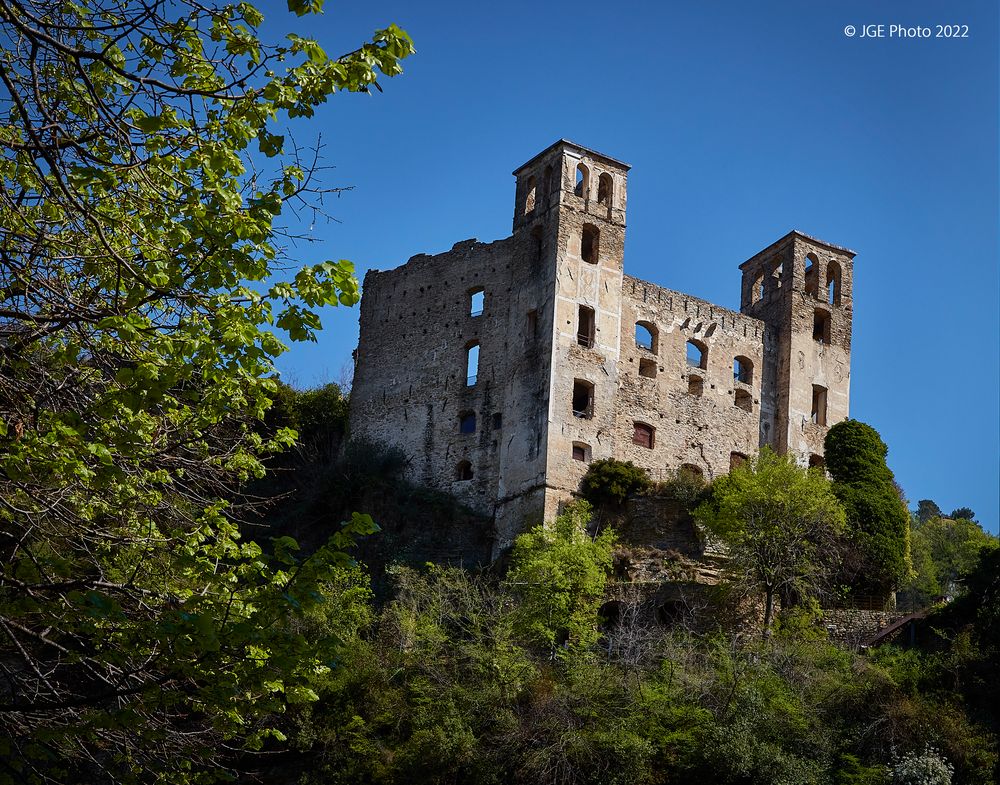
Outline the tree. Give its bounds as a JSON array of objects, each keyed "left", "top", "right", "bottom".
[
  {"left": 825, "top": 420, "right": 910, "bottom": 594},
  {"left": 949, "top": 507, "right": 976, "bottom": 523},
  {"left": 506, "top": 500, "right": 615, "bottom": 657},
  {"left": 579, "top": 458, "right": 651, "bottom": 507},
  {"left": 916, "top": 500, "right": 943, "bottom": 525},
  {"left": 0, "top": 1, "right": 413, "bottom": 782},
  {"left": 913, "top": 516, "right": 997, "bottom": 597},
  {"left": 694, "top": 448, "right": 845, "bottom": 636}
]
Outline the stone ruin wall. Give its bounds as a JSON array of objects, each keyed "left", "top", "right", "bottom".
[{"left": 612, "top": 277, "right": 772, "bottom": 481}]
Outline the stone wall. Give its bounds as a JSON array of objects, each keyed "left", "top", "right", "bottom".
[{"left": 821, "top": 608, "right": 905, "bottom": 649}]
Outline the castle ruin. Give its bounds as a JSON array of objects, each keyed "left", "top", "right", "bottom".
[{"left": 348, "top": 140, "right": 855, "bottom": 553}]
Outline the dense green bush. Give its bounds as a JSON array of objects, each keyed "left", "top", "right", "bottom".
[
  {"left": 580, "top": 458, "right": 651, "bottom": 506},
  {"left": 825, "top": 420, "right": 910, "bottom": 593}
]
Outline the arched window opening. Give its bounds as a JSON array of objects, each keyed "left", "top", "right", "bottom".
[
  {"left": 574, "top": 163, "right": 589, "bottom": 198},
  {"left": 597, "top": 173, "right": 613, "bottom": 206},
  {"left": 635, "top": 321, "right": 657, "bottom": 352},
  {"left": 455, "top": 460, "right": 473, "bottom": 481},
  {"left": 733, "top": 356, "right": 753, "bottom": 385},
  {"left": 465, "top": 342, "right": 480, "bottom": 386},
  {"left": 633, "top": 422, "right": 655, "bottom": 449},
  {"left": 804, "top": 254, "right": 819, "bottom": 298},
  {"left": 772, "top": 261, "right": 784, "bottom": 290},
  {"left": 811, "top": 385, "right": 827, "bottom": 426},
  {"left": 524, "top": 175, "right": 536, "bottom": 215},
  {"left": 752, "top": 273, "right": 765, "bottom": 304},
  {"left": 809, "top": 454, "right": 825, "bottom": 469},
  {"left": 686, "top": 340, "right": 707, "bottom": 369},
  {"left": 572, "top": 379, "right": 594, "bottom": 419},
  {"left": 572, "top": 441, "right": 592, "bottom": 462},
  {"left": 469, "top": 287, "right": 484, "bottom": 317},
  {"left": 688, "top": 375, "right": 704, "bottom": 397},
  {"left": 577, "top": 305, "right": 595, "bottom": 348},
  {"left": 639, "top": 358, "right": 657, "bottom": 379},
  {"left": 813, "top": 309, "right": 831, "bottom": 344},
  {"left": 581, "top": 224, "right": 599, "bottom": 264},
  {"left": 827, "top": 262, "right": 842, "bottom": 305},
  {"left": 492, "top": 412, "right": 502, "bottom": 430},
  {"left": 459, "top": 411, "right": 476, "bottom": 434},
  {"left": 730, "top": 452, "right": 748, "bottom": 471},
  {"left": 734, "top": 388, "right": 752, "bottom": 412},
  {"left": 680, "top": 463, "right": 703, "bottom": 480}
]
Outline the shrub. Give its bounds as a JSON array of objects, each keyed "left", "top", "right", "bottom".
[
  {"left": 580, "top": 458, "right": 651, "bottom": 506},
  {"left": 892, "top": 747, "right": 953, "bottom": 785}
]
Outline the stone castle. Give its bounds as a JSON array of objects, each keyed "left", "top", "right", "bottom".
[{"left": 348, "top": 140, "right": 855, "bottom": 552}]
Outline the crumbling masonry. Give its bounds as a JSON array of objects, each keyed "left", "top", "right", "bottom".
[{"left": 348, "top": 140, "right": 855, "bottom": 553}]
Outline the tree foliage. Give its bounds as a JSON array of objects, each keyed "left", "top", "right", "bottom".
[
  {"left": 579, "top": 458, "right": 651, "bottom": 507},
  {"left": 824, "top": 420, "right": 910, "bottom": 593},
  {"left": 0, "top": 1, "right": 413, "bottom": 782},
  {"left": 505, "top": 501, "right": 615, "bottom": 656},
  {"left": 695, "top": 448, "right": 845, "bottom": 635}
]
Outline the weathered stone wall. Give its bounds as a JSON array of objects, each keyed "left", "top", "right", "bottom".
[
  {"left": 821, "top": 608, "right": 904, "bottom": 649},
  {"left": 349, "top": 231, "right": 556, "bottom": 550},
  {"left": 613, "top": 279, "right": 768, "bottom": 480}
]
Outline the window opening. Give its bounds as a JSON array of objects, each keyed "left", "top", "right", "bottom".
[
  {"left": 733, "top": 356, "right": 753, "bottom": 385},
  {"left": 578, "top": 305, "right": 595, "bottom": 348},
  {"left": 827, "top": 262, "right": 842, "bottom": 305},
  {"left": 811, "top": 385, "right": 828, "bottom": 425},
  {"left": 804, "top": 254, "right": 819, "bottom": 298},
  {"left": 469, "top": 288, "right": 484, "bottom": 317},
  {"left": 465, "top": 343, "right": 479, "bottom": 386},
  {"left": 813, "top": 309, "right": 831, "bottom": 343},
  {"left": 635, "top": 321, "right": 657, "bottom": 352},
  {"left": 572, "top": 380, "right": 594, "bottom": 419},
  {"left": 597, "top": 172, "right": 612, "bottom": 205},
  {"left": 633, "top": 422, "right": 654, "bottom": 448},
  {"left": 575, "top": 163, "right": 589, "bottom": 198},
  {"left": 686, "top": 340, "right": 707, "bottom": 369},
  {"left": 581, "top": 224, "right": 599, "bottom": 264}
]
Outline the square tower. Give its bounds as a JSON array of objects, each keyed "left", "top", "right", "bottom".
[
  {"left": 511, "top": 141, "right": 631, "bottom": 524},
  {"left": 739, "top": 231, "right": 856, "bottom": 465}
]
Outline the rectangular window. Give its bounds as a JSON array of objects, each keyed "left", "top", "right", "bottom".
[
  {"left": 577, "top": 305, "right": 595, "bottom": 348},
  {"left": 811, "top": 385, "right": 828, "bottom": 426},
  {"left": 572, "top": 380, "right": 594, "bottom": 419},
  {"left": 632, "top": 422, "right": 654, "bottom": 449}
]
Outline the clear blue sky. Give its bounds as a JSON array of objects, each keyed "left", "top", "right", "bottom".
[{"left": 260, "top": 0, "right": 999, "bottom": 532}]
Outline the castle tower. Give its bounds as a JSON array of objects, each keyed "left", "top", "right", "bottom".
[
  {"left": 739, "top": 231, "right": 856, "bottom": 465},
  {"left": 511, "top": 140, "right": 631, "bottom": 522}
]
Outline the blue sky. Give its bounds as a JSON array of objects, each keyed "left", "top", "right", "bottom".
[{"left": 259, "top": 0, "right": 999, "bottom": 531}]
